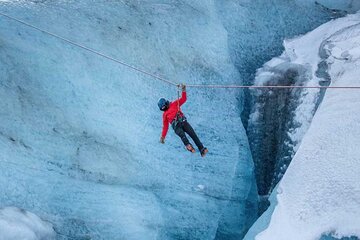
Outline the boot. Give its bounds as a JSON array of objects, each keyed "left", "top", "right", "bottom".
[
  {"left": 185, "top": 144, "right": 195, "bottom": 153},
  {"left": 200, "top": 148, "right": 208, "bottom": 157}
]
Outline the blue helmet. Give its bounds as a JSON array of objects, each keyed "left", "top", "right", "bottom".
[{"left": 158, "top": 98, "right": 169, "bottom": 111}]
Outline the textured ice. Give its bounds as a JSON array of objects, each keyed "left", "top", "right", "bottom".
[
  {"left": 0, "top": 0, "right": 356, "bottom": 239},
  {"left": 302, "top": 0, "right": 360, "bottom": 12},
  {"left": 245, "top": 12, "right": 360, "bottom": 240},
  {"left": 0, "top": 1, "right": 257, "bottom": 239},
  {"left": 215, "top": 0, "right": 344, "bottom": 82},
  {"left": 0, "top": 207, "right": 55, "bottom": 240}
]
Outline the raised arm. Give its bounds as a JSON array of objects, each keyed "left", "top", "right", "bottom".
[{"left": 178, "top": 84, "right": 187, "bottom": 106}]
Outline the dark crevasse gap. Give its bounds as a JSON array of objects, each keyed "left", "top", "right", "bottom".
[
  {"left": 246, "top": 52, "right": 330, "bottom": 212},
  {"left": 248, "top": 69, "right": 305, "bottom": 196},
  {"left": 247, "top": 59, "right": 329, "bottom": 196}
]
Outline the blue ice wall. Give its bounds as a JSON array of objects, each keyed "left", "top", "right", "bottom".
[
  {"left": 0, "top": 1, "right": 257, "bottom": 239},
  {"left": 0, "top": 0, "right": 356, "bottom": 239}
]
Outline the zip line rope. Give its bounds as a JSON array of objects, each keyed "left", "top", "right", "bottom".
[
  {"left": 0, "top": 11, "right": 176, "bottom": 87},
  {"left": 185, "top": 84, "right": 360, "bottom": 89},
  {"left": 1, "top": 11, "right": 360, "bottom": 89}
]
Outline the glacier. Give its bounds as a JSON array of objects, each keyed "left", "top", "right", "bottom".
[
  {"left": 245, "top": 11, "right": 360, "bottom": 240},
  {"left": 0, "top": 1, "right": 256, "bottom": 239},
  {"left": 0, "top": 207, "right": 55, "bottom": 240},
  {"left": 0, "top": 0, "right": 357, "bottom": 239}
]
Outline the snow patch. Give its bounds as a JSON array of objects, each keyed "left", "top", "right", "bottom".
[{"left": 0, "top": 207, "right": 55, "bottom": 240}]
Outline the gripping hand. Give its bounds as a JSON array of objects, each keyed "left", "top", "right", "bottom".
[{"left": 181, "top": 84, "right": 186, "bottom": 92}]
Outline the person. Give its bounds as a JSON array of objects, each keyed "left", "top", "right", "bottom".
[{"left": 158, "top": 84, "right": 208, "bottom": 157}]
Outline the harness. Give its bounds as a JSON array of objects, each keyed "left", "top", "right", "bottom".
[{"left": 171, "top": 85, "right": 187, "bottom": 129}]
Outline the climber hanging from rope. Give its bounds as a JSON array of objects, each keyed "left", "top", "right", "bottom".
[{"left": 158, "top": 84, "right": 208, "bottom": 157}]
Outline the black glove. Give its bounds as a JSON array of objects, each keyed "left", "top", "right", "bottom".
[{"left": 181, "top": 84, "right": 186, "bottom": 92}]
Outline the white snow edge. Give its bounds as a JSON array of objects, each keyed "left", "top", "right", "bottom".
[{"left": 0, "top": 207, "right": 55, "bottom": 240}]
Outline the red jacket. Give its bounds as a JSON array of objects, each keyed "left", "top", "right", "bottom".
[{"left": 161, "top": 91, "right": 187, "bottom": 138}]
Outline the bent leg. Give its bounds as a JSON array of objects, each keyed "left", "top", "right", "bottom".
[
  {"left": 174, "top": 123, "right": 190, "bottom": 146},
  {"left": 182, "top": 121, "right": 204, "bottom": 151}
]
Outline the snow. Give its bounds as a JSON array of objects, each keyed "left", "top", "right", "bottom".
[
  {"left": 0, "top": 207, "right": 55, "bottom": 240},
  {"left": 245, "top": 12, "right": 360, "bottom": 240},
  {"left": 0, "top": 0, "right": 357, "bottom": 239}
]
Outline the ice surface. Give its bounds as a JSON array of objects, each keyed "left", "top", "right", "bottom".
[
  {"left": 245, "top": 12, "right": 360, "bottom": 240},
  {"left": 300, "top": 0, "right": 360, "bottom": 13},
  {"left": 0, "top": 1, "right": 257, "bottom": 239},
  {"left": 0, "top": 207, "right": 55, "bottom": 240},
  {"left": 0, "top": 0, "right": 355, "bottom": 239}
]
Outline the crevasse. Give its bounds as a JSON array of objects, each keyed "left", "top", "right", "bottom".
[
  {"left": 0, "top": 0, "right": 356, "bottom": 239},
  {"left": 245, "top": 11, "right": 360, "bottom": 240}
]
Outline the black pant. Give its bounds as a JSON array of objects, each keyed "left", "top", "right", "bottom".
[{"left": 173, "top": 120, "right": 204, "bottom": 151}]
